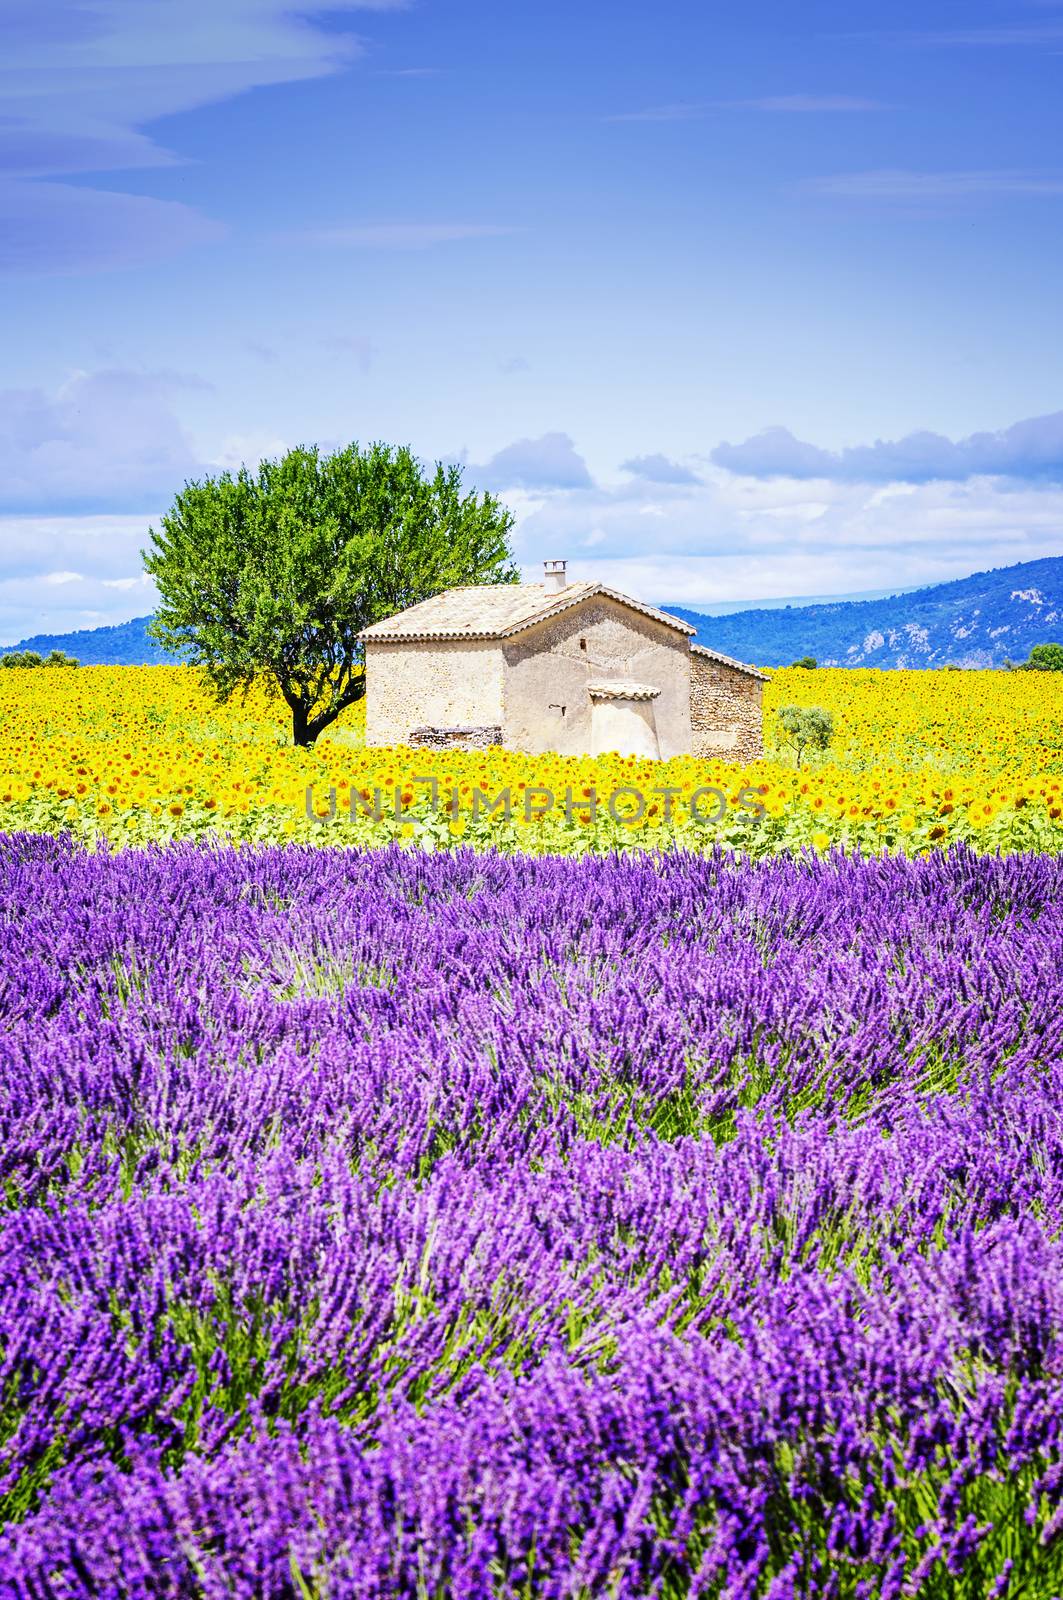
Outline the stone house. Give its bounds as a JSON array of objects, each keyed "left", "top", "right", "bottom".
[{"left": 359, "top": 560, "right": 766, "bottom": 761}]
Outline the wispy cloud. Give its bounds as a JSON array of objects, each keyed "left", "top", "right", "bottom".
[
  {"left": 320, "top": 334, "right": 375, "bottom": 371},
  {"left": 295, "top": 222, "right": 519, "bottom": 249},
  {"left": 901, "top": 25, "right": 1063, "bottom": 45},
  {"left": 802, "top": 169, "right": 1063, "bottom": 202},
  {"left": 0, "top": 180, "right": 224, "bottom": 276},
  {"left": 726, "top": 95, "right": 890, "bottom": 112},
  {"left": 605, "top": 102, "right": 707, "bottom": 123},
  {"left": 243, "top": 341, "right": 280, "bottom": 365},
  {"left": 608, "top": 94, "right": 888, "bottom": 122},
  {"left": 0, "top": 0, "right": 408, "bottom": 272}
]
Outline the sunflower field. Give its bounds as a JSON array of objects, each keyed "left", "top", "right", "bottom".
[{"left": 2, "top": 662, "right": 1062, "bottom": 855}]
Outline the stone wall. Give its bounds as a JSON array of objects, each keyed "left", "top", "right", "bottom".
[
  {"left": 364, "top": 638, "right": 505, "bottom": 746},
  {"left": 408, "top": 725, "right": 502, "bottom": 750},
  {"left": 690, "top": 652, "right": 764, "bottom": 762},
  {"left": 501, "top": 597, "right": 693, "bottom": 759}
]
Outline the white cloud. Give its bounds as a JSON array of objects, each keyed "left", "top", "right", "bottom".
[
  {"left": 468, "top": 432, "right": 594, "bottom": 491},
  {"left": 0, "top": 370, "right": 204, "bottom": 512},
  {"left": 621, "top": 452, "right": 700, "bottom": 485},
  {"left": 504, "top": 467, "right": 1063, "bottom": 606},
  {"left": 2, "top": 0, "right": 403, "bottom": 174},
  {"left": 6, "top": 428, "right": 1063, "bottom": 643},
  {"left": 712, "top": 410, "right": 1063, "bottom": 482},
  {"left": 0, "top": 514, "right": 157, "bottom": 584},
  {"left": 210, "top": 433, "right": 293, "bottom": 472},
  {"left": 0, "top": 569, "right": 157, "bottom": 646}
]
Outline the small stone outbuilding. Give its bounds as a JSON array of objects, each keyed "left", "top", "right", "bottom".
[{"left": 359, "top": 561, "right": 765, "bottom": 760}]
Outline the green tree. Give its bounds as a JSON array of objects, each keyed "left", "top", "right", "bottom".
[
  {"left": 775, "top": 704, "right": 834, "bottom": 768},
  {"left": 144, "top": 442, "right": 517, "bottom": 746},
  {"left": 44, "top": 650, "right": 79, "bottom": 667},
  {"left": 791, "top": 656, "right": 817, "bottom": 670},
  {"left": 1, "top": 650, "right": 43, "bottom": 668},
  {"left": 1024, "top": 642, "right": 1063, "bottom": 672}
]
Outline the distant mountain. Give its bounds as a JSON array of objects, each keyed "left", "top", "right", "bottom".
[
  {"left": 666, "top": 556, "right": 1063, "bottom": 668},
  {"left": 678, "top": 583, "right": 923, "bottom": 616},
  {"left": 6, "top": 554, "right": 1063, "bottom": 670},
  {"left": 1, "top": 616, "right": 179, "bottom": 666}
]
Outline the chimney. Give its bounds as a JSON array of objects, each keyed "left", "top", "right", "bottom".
[{"left": 543, "top": 558, "right": 567, "bottom": 594}]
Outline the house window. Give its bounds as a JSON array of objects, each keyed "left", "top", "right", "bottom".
[{"left": 579, "top": 638, "right": 587, "bottom": 651}]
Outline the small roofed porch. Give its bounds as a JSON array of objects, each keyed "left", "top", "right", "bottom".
[{"left": 587, "top": 681, "right": 662, "bottom": 759}]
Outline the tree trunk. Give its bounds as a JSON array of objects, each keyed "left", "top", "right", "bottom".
[
  {"left": 285, "top": 677, "right": 366, "bottom": 747},
  {"left": 291, "top": 701, "right": 313, "bottom": 747}
]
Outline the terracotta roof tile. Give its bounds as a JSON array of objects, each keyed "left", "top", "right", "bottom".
[
  {"left": 690, "top": 642, "right": 769, "bottom": 681},
  {"left": 359, "top": 583, "right": 696, "bottom": 643}
]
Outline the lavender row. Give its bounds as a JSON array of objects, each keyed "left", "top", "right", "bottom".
[{"left": 1, "top": 835, "right": 1062, "bottom": 1596}]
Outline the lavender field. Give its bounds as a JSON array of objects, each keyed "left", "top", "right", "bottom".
[{"left": 2, "top": 834, "right": 1063, "bottom": 1597}]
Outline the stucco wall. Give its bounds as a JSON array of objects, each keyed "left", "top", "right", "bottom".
[
  {"left": 364, "top": 639, "right": 505, "bottom": 746},
  {"left": 690, "top": 653, "right": 763, "bottom": 762},
  {"left": 501, "top": 597, "right": 692, "bottom": 758},
  {"left": 590, "top": 696, "right": 661, "bottom": 759}
]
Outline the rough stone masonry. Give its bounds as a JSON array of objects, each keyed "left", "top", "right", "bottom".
[{"left": 690, "top": 647, "right": 764, "bottom": 762}]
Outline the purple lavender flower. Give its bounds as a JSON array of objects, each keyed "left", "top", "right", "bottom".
[{"left": 0, "top": 836, "right": 1062, "bottom": 1595}]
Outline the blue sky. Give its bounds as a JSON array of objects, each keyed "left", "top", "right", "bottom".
[{"left": 3, "top": 0, "right": 1063, "bottom": 642}]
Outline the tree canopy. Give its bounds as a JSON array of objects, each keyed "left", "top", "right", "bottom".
[
  {"left": 1, "top": 650, "right": 78, "bottom": 668},
  {"left": 144, "top": 443, "right": 517, "bottom": 745},
  {"left": 1025, "top": 642, "right": 1063, "bottom": 672},
  {"left": 775, "top": 704, "right": 834, "bottom": 768}
]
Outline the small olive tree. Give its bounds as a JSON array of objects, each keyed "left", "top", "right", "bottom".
[
  {"left": 775, "top": 704, "right": 834, "bottom": 767},
  {"left": 1024, "top": 642, "right": 1063, "bottom": 672},
  {"left": 144, "top": 442, "right": 517, "bottom": 746}
]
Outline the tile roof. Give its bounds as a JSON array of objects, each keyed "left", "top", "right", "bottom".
[
  {"left": 358, "top": 582, "right": 696, "bottom": 643},
  {"left": 587, "top": 681, "right": 661, "bottom": 701},
  {"left": 691, "top": 642, "right": 769, "bottom": 681}
]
